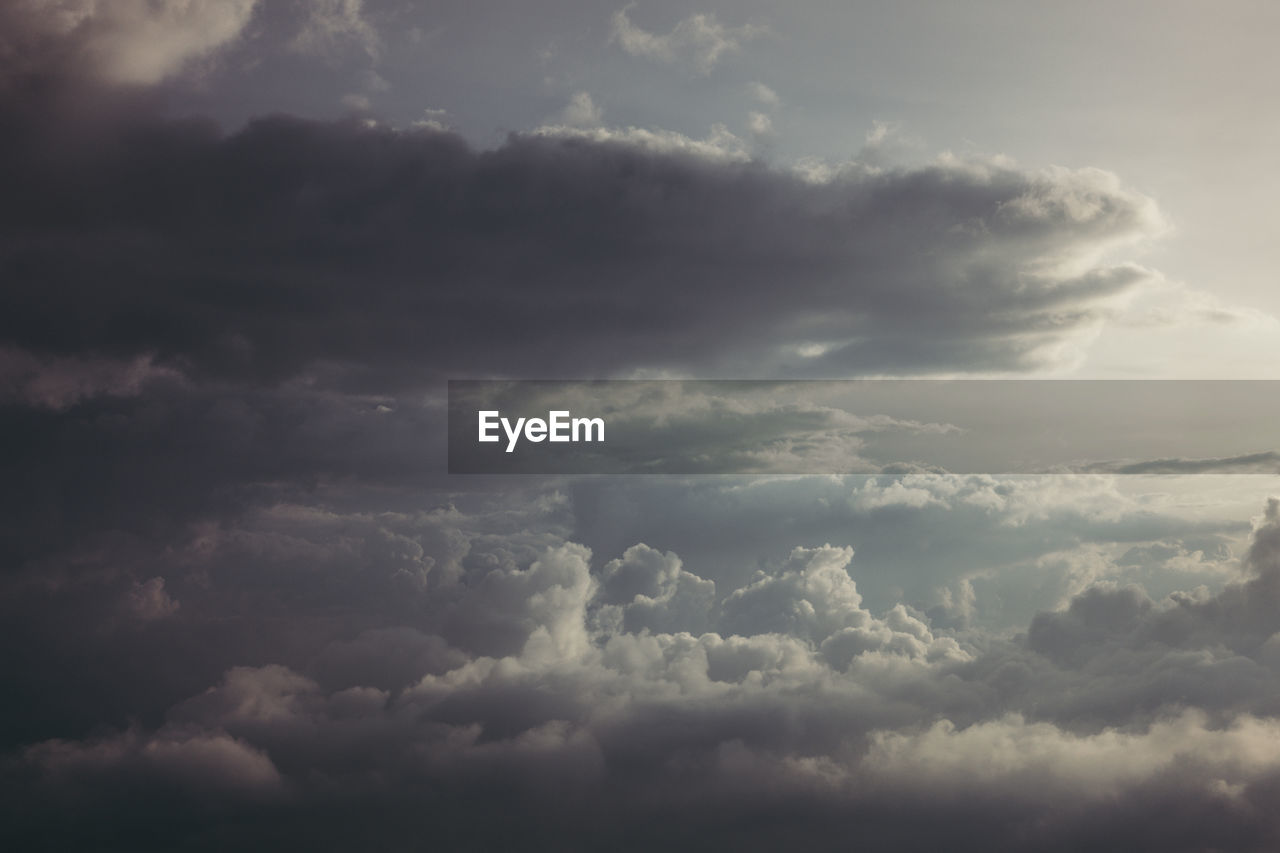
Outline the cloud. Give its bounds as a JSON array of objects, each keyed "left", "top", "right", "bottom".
[
  {"left": 0, "top": 347, "right": 182, "bottom": 410},
  {"left": 124, "top": 576, "right": 180, "bottom": 621},
  {"left": 1028, "top": 497, "right": 1280, "bottom": 666},
  {"left": 290, "top": 0, "right": 379, "bottom": 59},
  {"left": 747, "top": 110, "right": 773, "bottom": 136},
  {"left": 11, "top": 495, "right": 1280, "bottom": 850},
  {"left": 531, "top": 118, "right": 749, "bottom": 161},
  {"left": 1081, "top": 451, "right": 1280, "bottom": 475},
  {"left": 721, "top": 544, "right": 864, "bottom": 642},
  {"left": 446, "top": 543, "right": 597, "bottom": 660},
  {"left": 718, "top": 544, "right": 965, "bottom": 668},
  {"left": 410, "top": 107, "right": 450, "bottom": 131},
  {"left": 610, "top": 5, "right": 764, "bottom": 73},
  {"left": 593, "top": 543, "right": 716, "bottom": 635},
  {"left": 863, "top": 709, "right": 1280, "bottom": 802},
  {"left": 0, "top": 0, "right": 258, "bottom": 85},
  {"left": 558, "top": 90, "right": 602, "bottom": 127},
  {"left": 564, "top": 473, "right": 1251, "bottom": 633},
  {"left": 25, "top": 726, "right": 283, "bottom": 799},
  {"left": 339, "top": 92, "right": 371, "bottom": 111},
  {"left": 748, "top": 81, "right": 779, "bottom": 106},
  {"left": 1116, "top": 279, "right": 1280, "bottom": 329},
  {"left": 3, "top": 30, "right": 1276, "bottom": 848},
  {"left": 0, "top": 108, "right": 1167, "bottom": 388}
]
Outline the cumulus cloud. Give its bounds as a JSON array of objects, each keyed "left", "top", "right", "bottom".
[
  {"left": 12, "top": 494, "right": 1280, "bottom": 850},
  {"left": 446, "top": 543, "right": 597, "bottom": 660},
  {"left": 593, "top": 544, "right": 716, "bottom": 634},
  {"left": 721, "top": 544, "right": 864, "bottom": 642},
  {"left": 563, "top": 473, "right": 1255, "bottom": 634},
  {"left": 719, "top": 544, "right": 964, "bottom": 667},
  {"left": 1029, "top": 497, "right": 1280, "bottom": 666},
  {"left": 610, "top": 5, "right": 764, "bottom": 73}
]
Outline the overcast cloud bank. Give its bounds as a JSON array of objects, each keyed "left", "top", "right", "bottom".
[{"left": 5, "top": 4, "right": 1280, "bottom": 850}]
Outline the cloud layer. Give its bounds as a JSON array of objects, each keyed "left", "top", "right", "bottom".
[
  {"left": 7, "top": 477, "right": 1280, "bottom": 850},
  {"left": 0, "top": 100, "right": 1167, "bottom": 388}
]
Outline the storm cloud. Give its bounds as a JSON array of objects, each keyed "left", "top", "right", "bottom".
[{"left": 1, "top": 81, "right": 1164, "bottom": 390}]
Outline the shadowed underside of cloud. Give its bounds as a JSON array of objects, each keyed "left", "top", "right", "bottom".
[{"left": 0, "top": 82, "right": 1164, "bottom": 389}]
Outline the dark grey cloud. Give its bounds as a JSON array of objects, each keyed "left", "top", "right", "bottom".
[
  {"left": 3, "top": 344, "right": 1270, "bottom": 851},
  {"left": 0, "top": 378, "right": 448, "bottom": 573},
  {"left": 1, "top": 85, "right": 1162, "bottom": 389}
]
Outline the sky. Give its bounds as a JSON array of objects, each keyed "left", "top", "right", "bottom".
[
  {"left": 3, "top": 2, "right": 1280, "bottom": 850},
  {"left": 148, "top": 0, "right": 1280, "bottom": 378}
]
